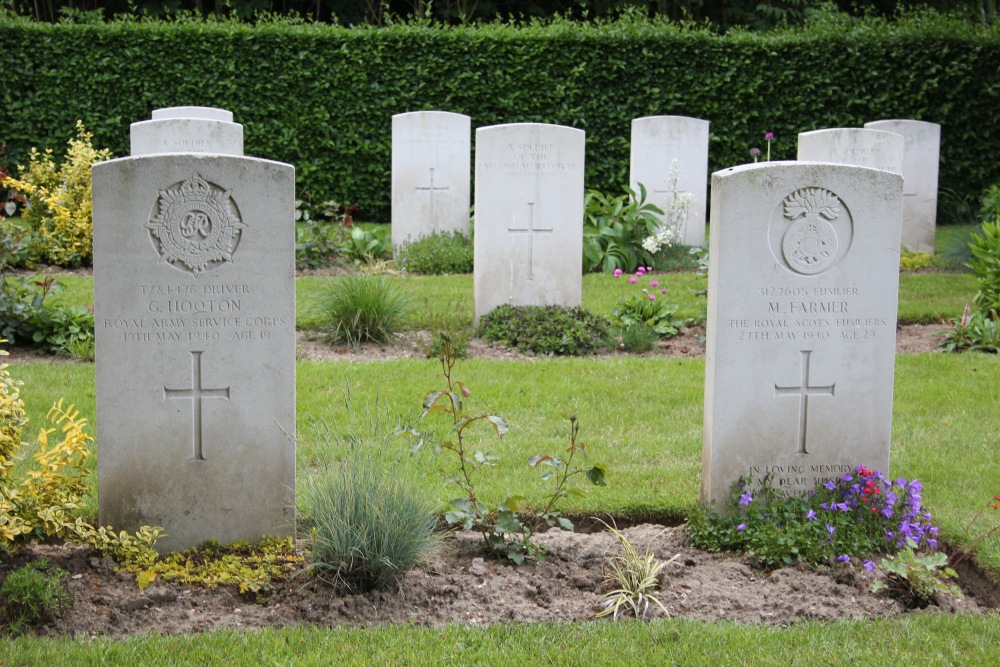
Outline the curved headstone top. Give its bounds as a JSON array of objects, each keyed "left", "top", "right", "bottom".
[
  {"left": 131, "top": 106, "right": 244, "bottom": 157},
  {"left": 152, "top": 107, "right": 234, "bottom": 122},
  {"left": 797, "top": 128, "right": 904, "bottom": 174}
]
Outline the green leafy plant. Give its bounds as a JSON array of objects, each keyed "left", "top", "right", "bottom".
[
  {"left": 308, "top": 271, "right": 410, "bottom": 346},
  {"left": 476, "top": 305, "right": 610, "bottom": 356},
  {"left": 0, "top": 276, "right": 95, "bottom": 355},
  {"left": 609, "top": 267, "right": 685, "bottom": 339},
  {"left": 399, "top": 336, "right": 605, "bottom": 564},
  {"left": 687, "top": 466, "right": 940, "bottom": 570},
  {"left": 942, "top": 304, "right": 1000, "bottom": 353},
  {"left": 979, "top": 183, "right": 1000, "bottom": 224},
  {"left": 968, "top": 219, "right": 1000, "bottom": 315},
  {"left": 944, "top": 220, "right": 1000, "bottom": 352},
  {"left": 303, "top": 442, "right": 439, "bottom": 593},
  {"left": 2, "top": 121, "right": 111, "bottom": 267},
  {"left": 339, "top": 225, "right": 392, "bottom": 266},
  {"left": 870, "top": 542, "right": 961, "bottom": 608},
  {"left": 294, "top": 195, "right": 357, "bottom": 270},
  {"left": 595, "top": 520, "right": 676, "bottom": 621},
  {"left": 398, "top": 231, "right": 473, "bottom": 275},
  {"left": 0, "top": 560, "right": 72, "bottom": 634},
  {"left": 582, "top": 184, "right": 664, "bottom": 274}
]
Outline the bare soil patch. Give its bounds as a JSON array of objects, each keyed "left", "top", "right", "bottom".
[
  {"left": 6, "top": 524, "right": 997, "bottom": 639},
  {"left": 292, "top": 323, "right": 949, "bottom": 363}
]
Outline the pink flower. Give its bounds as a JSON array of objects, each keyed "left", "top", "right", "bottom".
[
  {"left": 613, "top": 268, "right": 622, "bottom": 277},
  {"left": 646, "top": 266, "right": 653, "bottom": 272},
  {"left": 649, "top": 294, "right": 656, "bottom": 301},
  {"left": 660, "top": 289, "right": 667, "bottom": 294},
  {"left": 765, "top": 131, "right": 774, "bottom": 141},
  {"left": 636, "top": 268, "right": 645, "bottom": 276},
  {"left": 629, "top": 277, "right": 637, "bottom": 284},
  {"left": 650, "top": 280, "right": 659, "bottom": 287}
]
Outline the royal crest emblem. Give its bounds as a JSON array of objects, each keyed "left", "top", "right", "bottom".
[{"left": 146, "top": 174, "right": 246, "bottom": 275}]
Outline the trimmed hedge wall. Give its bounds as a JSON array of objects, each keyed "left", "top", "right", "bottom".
[{"left": 2, "top": 13, "right": 998, "bottom": 222}]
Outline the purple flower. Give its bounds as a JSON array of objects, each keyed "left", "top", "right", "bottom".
[
  {"left": 863, "top": 560, "right": 875, "bottom": 573},
  {"left": 737, "top": 523, "right": 747, "bottom": 531},
  {"left": 806, "top": 510, "right": 816, "bottom": 520},
  {"left": 650, "top": 280, "right": 659, "bottom": 287},
  {"left": 824, "top": 480, "right": 836, "bottom": 491},
  {"left": 881, "top": 506, "right": 894, "bottom": 519},
  {"left": 819, "top": 503, "right": 830, "bottom": 510},
  {"left": 826, "top": 524, "right": 835, "bottom": 534},
  {"left": 836, "top": 555, "right": 850, "bottom": 563},
  {"left": 836, "top": 502, "right": 849, "bottom": 512},
  {"left": 765, "top": 132, "right": 774, "bottom": 141},
  {"left": 927, "top": 538, "right": 938, "bottom": 549},
  {"left": 739, "top": 491, "right": 753, "bottom": 506},
  {"left": 629, "top": 277, "right": 637, "bottom": 284},
  {"left": 613, "top": 268, "right": 622, "bottom": 277},
  {"left": 841, "top": 472, "right": 853, "bottom": 483},
  {"left": 660, "top": 289, "right": 667, "bottom": 294}
]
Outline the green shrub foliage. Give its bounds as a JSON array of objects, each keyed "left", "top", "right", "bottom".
[
  {"left": 477, "top": 304, "right": 610, "bottom": 356},
  {"left": 1, "top": 12, "right": 998, "bottom": 221},
  {"left": 399, "top": 231, "right": 473, "bottom": 275}
]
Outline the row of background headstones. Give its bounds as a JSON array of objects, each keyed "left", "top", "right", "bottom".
[
  {"left": 391, "top": 111, "right": 940, "bottom": 265},
  {"left": 94, "top": 106, "right": 908, "bottom": 551}
]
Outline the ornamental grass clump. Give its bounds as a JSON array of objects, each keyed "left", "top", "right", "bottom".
[
  {"left": 687, "top": 465, "right": 941, "bottom": 570},
  {"left": 303, "top": 441, "right": 439, "bottom": 593},
  {"left": 595, "top": 520, "right": 677, "bottom": 621},
  {"left": 309, "top": 271, "right": 410, "bottom": 346}
]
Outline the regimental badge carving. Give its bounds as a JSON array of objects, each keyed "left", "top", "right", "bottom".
[
  {"left": 146, "top": 174, "right": 246, "bottom": 275},
  {"left": 780, "top": 188, "right": 841, "bottom": 275}
]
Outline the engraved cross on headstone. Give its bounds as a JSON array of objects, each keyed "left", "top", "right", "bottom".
[
  {"left": 414, "top": 167, "right": 450, "bottom": 228},
  {"left": 164, "top": 350, "right": 230, "bottom": 462},
  {"left": 507, "top": 202, "right": 553, "bottom": 281},
  {"left": 774, "top": 350, "right": 836, "bottom": 455}
]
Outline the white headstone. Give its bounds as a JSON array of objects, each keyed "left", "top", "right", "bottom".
[
  {"left": 391, "top": 111, "right": 471, "bottom": 253},
  {"left": 629, "top": 115, "right": 709, "bottom": 246},
  {"left": 131, "top": 106, "right": 244, "bottom": 157},
  {"left": 473, "top": 123, "right": 585, "bottom": 322},
  {"left": 864, "top": 120, "right": 941, "bottom": 254},
  {"left": 797, "top": 128, "right": 904, "bottom": 173},
  {"left": 702, "top": 161, "right": 903, "bottom": 504},
  {"left": 92, "top": 151, "right": 296, "bottom": 553}
]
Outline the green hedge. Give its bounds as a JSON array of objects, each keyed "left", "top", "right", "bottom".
[{"left": 2, "top": 12, "right": 998, "bottom": 222}]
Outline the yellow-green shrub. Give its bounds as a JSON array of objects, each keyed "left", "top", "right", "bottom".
[
  {"left": 0, "top": 348, "right": 160, "bottom": 565},
  {"left": 2, "top": 121, "right": 111, "bottom": 267}
]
